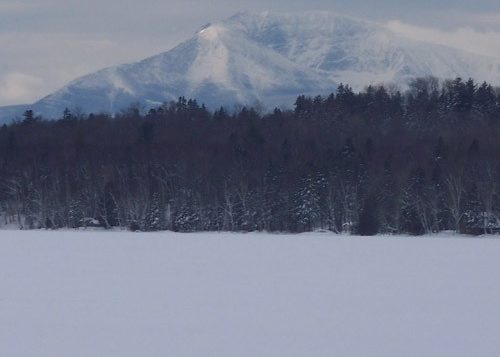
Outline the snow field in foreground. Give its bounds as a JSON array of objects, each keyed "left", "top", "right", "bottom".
[{"left": 1, "top": 230, "right": 500, "bottom": 357}]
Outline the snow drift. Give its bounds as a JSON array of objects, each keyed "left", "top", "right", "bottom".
[{"left": 1, "top": 230, "right": 500, "bottom": 356}]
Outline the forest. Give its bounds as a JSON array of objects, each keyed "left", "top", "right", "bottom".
[{"left": 0, "top": 76, "right": 499, "bottom": 235}]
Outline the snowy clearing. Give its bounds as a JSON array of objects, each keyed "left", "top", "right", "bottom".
[{"left": 1, "top": 230, "right": 500, "bottom": 357}]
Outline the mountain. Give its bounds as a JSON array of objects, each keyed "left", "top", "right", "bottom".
[
  {"left": 0, "top": 104, "right": 29, "bottom": 123},
  {"left": 2, "top": 11, "right": 500, "bottom": 122}
]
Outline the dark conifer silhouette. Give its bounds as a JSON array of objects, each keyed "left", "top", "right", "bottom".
[{"left": 0, "top": 77, "right": 499, "bottom": 234}]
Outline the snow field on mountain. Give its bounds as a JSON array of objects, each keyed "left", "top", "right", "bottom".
[
  {"left": 4, "top": 11, "right": 500, "bottom": 122},
  {"left": 1, "top": 230, "right": 500, "bottom": 356}
]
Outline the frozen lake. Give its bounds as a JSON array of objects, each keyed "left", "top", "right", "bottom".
[{"left": 1, "top": 230, "right": 499, "bottom": 356}]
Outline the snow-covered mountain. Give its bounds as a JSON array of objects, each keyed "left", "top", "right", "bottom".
[{"left": 2, "top": 11, "right": 500, "bottom": 122}]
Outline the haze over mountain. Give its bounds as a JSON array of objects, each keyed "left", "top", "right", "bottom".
[{"left": 1, "top": 11, "right": 500, "bottom": 122}]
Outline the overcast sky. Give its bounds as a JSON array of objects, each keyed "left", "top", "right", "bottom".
[{"left": 1, "top": 0, "right": 500, "bottom": 106}]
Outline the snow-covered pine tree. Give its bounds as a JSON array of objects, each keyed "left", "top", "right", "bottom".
[
  {"left": 143, "top": 192, "right": 165, "bottom": 231},
  {"left": 68, "top": 198, "right": 85, "bottom": 228},
  {"left": 172, "top": 191, "right": 200, "bottom": 232},
  {"left": 292, "top": 175, "right": 325, "bottom": 232},
  {"left": 400, "top": 168, "right": 427, "bottom": 235}
]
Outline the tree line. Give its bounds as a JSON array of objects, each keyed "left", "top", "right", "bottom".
[{"left": 0, "top": 76, "right": 499, "bottom": 235}]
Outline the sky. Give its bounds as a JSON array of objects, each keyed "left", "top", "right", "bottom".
[{"left": 1, "top": 0, "right": 500, "bottom": 106}]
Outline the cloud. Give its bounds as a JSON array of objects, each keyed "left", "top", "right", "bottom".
[
  {"left": 442, "top": 11, "right": 500, "bottom": 31},
  {"left": 0, "top": 73, "right": 44, "bottom": 104},
  {"left": 469, "top": 13, "right": 500, "bottom": 28},
  {"left": 385, "top": 20, "right": 500, "bottom": 59}
]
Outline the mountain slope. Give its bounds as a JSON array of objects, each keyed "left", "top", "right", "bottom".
[
  {"left": 2, "top": 11, "right": 500, "bottom": 122},
  {"left": 0, "top": 104, "right": 29, "bottom": 122},
  {"left": 34, "top": 22, "right": 334, "bottom": 118},
  {"left": 226, "top": 12, "right": 500, "bottom": 88}
]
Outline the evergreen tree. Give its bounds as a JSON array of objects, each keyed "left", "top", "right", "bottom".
[
  {"left": 62, "top": 108, "right": 73, "bottom": 121},
  {"left": 98, "top": 183, "right": 119, "bottom": 229},
  {"left": 22, "top": 110, "right": 36, "bottom": 124},
  {"left": 292, "top": 175, "right": 324, "bottom": 232},
  {"left": 462, "top": 183, "right": 483, "bottom": 235},
  {"left": 357, "top": 194, "right": 380, "bottom": 236},
  {"left": 68, "top": 198, "right": 85, "bottom": 228},
  {"left": 144, "top": 192, "right": 164, "bottom": 231},
  {"left": 172, "top": 192, "right": 200, "bottom": 232},
  {"left": 379, "top": 158, "right": 398, "bottom": 233},
  {"left": 400, "top": 168, "right": 427, "bottom": 235},
  {"left": 473, "top": 82, "right": 497, "bottom": 117}
]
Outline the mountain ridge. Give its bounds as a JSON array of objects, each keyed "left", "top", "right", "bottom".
[{"left": 1, "top": 11, "right": 500, "bottom": 123}]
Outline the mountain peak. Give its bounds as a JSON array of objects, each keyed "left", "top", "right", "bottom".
[{"left": 196, "top": 23, "right": 225, "bottom": 40}]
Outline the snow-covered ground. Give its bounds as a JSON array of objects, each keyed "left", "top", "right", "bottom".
[{"left": 1, "top": 230, "right": 500, "bottom": 356}]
